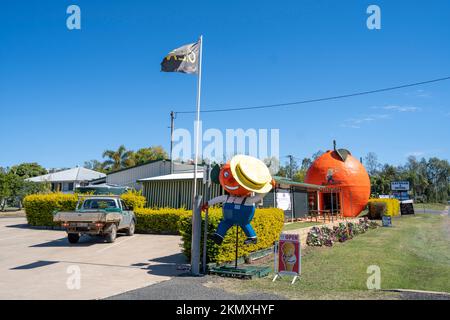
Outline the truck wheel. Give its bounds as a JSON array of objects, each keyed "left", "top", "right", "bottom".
[
  {"left": 105, "top": 224, "right": 117, "bottom": 243},
  {"left": 126, "top": 221, "right": 135, "bottom": 236},
  {"left": 68, "top": 233, "right": 80, "bottom": 244}
]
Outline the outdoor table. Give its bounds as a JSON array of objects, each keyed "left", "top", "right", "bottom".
[{"left": 309, "top": 210, "right": 331, "bottom": 222}]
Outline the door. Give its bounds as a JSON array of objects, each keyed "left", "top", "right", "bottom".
[
  {"left": 119, "top": 200, "right": 131, "bottom": 229},
  {"left": 292, "top": 190, "right": 308, "bottom": 218},
  {"left": 322, "top": 192, "right": 341, "bottom": 214}
]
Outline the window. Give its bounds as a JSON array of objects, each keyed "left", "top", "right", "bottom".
[
  {"left": 120, "top": 200, "right": 129, "bottom": 211},
  {"left": 82, "top": 199, "right": 118, "bottom": 210},
  {"left": 62, "top": 183, "right": 74, "bottom": 192}
]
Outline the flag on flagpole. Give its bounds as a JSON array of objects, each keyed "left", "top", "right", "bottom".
[{"left": 161, "top": 41, "right": 200, "bottom": 74}]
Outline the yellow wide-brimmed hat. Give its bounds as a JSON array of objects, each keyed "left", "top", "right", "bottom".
[{"left": 230, "top": 155, "right": 273, "bottom": 193}]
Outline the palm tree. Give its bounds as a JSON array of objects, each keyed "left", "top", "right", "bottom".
[{"left": 102, "top": 145, "right": 135, "bottom": 171}]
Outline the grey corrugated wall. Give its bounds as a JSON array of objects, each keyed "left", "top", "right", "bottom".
[{"left": 143, "top": 179, "right": 224, "bottom": 209}]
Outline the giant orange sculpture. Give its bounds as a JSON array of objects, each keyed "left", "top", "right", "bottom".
[{"left": 304, "top": 147, "right": 370, "bottom": 217}]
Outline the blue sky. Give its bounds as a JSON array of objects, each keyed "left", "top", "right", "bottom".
[{"left": 1, "top": 0, "right": 449, "bottom": 169}]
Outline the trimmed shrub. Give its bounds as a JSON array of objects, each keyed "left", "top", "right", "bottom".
[
  {"left": 24, "top": 191, "right": 146, "bottom": 228},
  {"left": 134, "top": 207, "right": 190, "bottom": 234},
  {"left": 179, "top": 207, "right": 285, "bottom": 264},
  {"left": 23, "top": 193, "right": 78, "bottom": 227},
  {"left": 368, "top": 198, "right": 400, "bottom": 218},
  {"left": 121, "top": 190, "right": 146, "bottom": 209}
]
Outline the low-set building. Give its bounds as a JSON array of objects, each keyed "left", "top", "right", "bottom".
[{"left": 27, "top": 167, "right": 106, "bottom": 193}]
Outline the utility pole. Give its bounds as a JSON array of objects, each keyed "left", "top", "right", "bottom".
[{"left": 170, "top": 111, "right": 175, "bottom": 174}]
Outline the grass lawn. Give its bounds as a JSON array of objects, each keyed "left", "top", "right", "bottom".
[
  {"left": 413, "top": 203, "right": 448, "bottom": 211},
  {"left": 282, "top": 221, "right": 322, "bottom": 231},
  {"left": 214, "top": 214, "right": 450, "bottom": 299}
]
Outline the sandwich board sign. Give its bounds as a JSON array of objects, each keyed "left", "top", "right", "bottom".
[
  {"left": 273, "top": 233, "right": 301, "bottom": 284},
  {"left": 382, "top": 215, "right": 392, "bottom": 227}
]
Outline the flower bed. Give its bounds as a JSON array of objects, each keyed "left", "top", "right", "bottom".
[{"left": 306, "top": 217, "right": 379, "bottom": 247}]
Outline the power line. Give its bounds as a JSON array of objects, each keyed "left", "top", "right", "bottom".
[{"left": 175, "top": 76, "right": 450, "bottom": 114}]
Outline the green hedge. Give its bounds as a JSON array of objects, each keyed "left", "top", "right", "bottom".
[
  {"left": 121, "top": 190, "right": 146, "bottom": 209},
  {"left": 179, "top": 207, "right": 285, "bottom": 264},
  {"left": 23, "top": 191, "right": 146, "bottom": 227},
  {"left": 134, "top": 208, "right": 190, "bottom": 234},
  {"left": 23, "top": 193, "right": 78, "bottom": 227}
]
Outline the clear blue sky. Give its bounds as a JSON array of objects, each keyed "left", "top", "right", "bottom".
[{"left": 1, "top": 0, "right": 449, "bottom": 169}]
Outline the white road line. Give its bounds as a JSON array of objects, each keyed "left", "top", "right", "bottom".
[{"left": 95, "top": 236, "right": 137, "bottom": 254}]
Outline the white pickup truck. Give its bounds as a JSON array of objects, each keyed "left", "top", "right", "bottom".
[{"left": 53, "top": 196, "right": 136, "bottom": 244}]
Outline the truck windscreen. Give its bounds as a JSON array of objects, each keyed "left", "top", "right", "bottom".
[{"left": 82, "top": 199, "right": 117, "bottom": 210}]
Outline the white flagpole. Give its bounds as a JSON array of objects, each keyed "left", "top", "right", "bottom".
[
  {"left": 190, "top": 35, "right": 203, "bottom": 275},
  {"left": 193, "top": 35, "right": 203, "bottom": 200}
]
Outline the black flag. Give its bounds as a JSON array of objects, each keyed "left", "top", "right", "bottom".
[{"left": 161, "top": 41, "right": 199, "bottom": 74}]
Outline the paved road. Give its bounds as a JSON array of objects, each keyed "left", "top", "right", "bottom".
[
  {"left": 414, "top": 206, "right": 450, "bottom": 216},
  {"left": 106, "top": 275, "right": 283, "bottom": 300},
  {"left": 0, "top": 217, "right": 186, "bottom": 300}
]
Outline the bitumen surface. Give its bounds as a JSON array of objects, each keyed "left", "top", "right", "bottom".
[
  {"left": 0, "top": 217, "right": 186, "bottom": 300},
  {"left": 106, "top": 275, "right": 284, "bottom": 300}
]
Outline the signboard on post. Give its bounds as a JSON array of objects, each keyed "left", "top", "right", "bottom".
[
  {"left": 273, "top": 233, "right": 300, "bottom": 284},
  {"left": 391, "top": 181, "right": 410, "bottom": 191}
]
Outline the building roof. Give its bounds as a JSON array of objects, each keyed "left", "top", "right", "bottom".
[
  {"left": 27, "top": 167, "right": 106, "bottom": 183},
  {"left": 106, "top": 159, "right": 170, "bottom": 175},
  {"left": 105, "top": 159, "right": 203, "bottom": 175},
  {"left": 139, "top": 171, "right": 204, "bottom": 182}
]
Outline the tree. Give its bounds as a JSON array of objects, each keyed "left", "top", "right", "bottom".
[
  {"left": 0, "top": 172, "right": 30, "bottom": 210},
  {"left": 132, "top": 146, "right": 168, "bottom": 165},
  {"left": 426, "top": 157, "right": 450, "bottom": 202},
  {"left": 83, "top": 160, "right": 106, "bottom": 173},
  {"left": 0, "top": 172, "right": 12, "bottom": 211},
  {"left": 364, "top": 152, "right": 380, "bottom": 175},
  {"left": 263, "top": 157, "right": 280, "bottom": 176},
  {"left": 102, "top": 145, "right": 135, "bottom": 171},
  {"left": 10, "top": 163, "right": 47, "bottom": 179},
  {"left": 312, "top": 150, "right": 324, "bottom": 160}
]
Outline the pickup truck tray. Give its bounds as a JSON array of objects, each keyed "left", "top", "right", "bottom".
[{"left": 53, "top": 211, "right": 123, "bottom": 223}]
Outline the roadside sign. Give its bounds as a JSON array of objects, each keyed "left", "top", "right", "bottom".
[
  {"left": 392, "top": 191, "right": 410, "bottom": 201},
  {"left": 273, "top": 233, "right": 300, "bottom": 284},
  {"left": 391, "top": 181, "right": 410, "bottom": 191},
  {"left": 382, "top": 215, "right": 392, "bottom": 227}
]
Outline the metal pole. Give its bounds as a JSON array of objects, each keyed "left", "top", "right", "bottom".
[
  {"left": 191, "top": 195, "right": 203, "bottom": 275},
  {"left": 349, "top": 191, "right": 353, "bottom": 217},
  {"left": 202, "top": 164, "right": 210, "bottom": 274},
  {"left": 170, "top": 111, "right": 175, "bottom": 174},
  {"left": 331, "top": 190, "right": 334, "bottom": 223},
  {"left": 191, "top": 35, "right": 203, "bottom": 276},
  {"left": 235, "top": 226, "right": 239, "bottom": 269}
]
